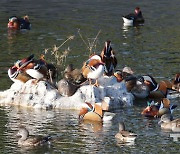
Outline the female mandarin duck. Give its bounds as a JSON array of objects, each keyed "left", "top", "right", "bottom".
[
  {"left": 82, "top": 54, "right": 105, "bottom": 87},
  {"left": 8, "top": 16, "right": 31, "bottom": 30},
  {"left": 16, "top": 126, "right": 52, "bottom": 146},
  {"left": 158, "top": 114, "right": 180, "bottom": 132},
  {"left": 100, "top": 41, "right": 117, "bottom": 76},
  {"left": 64, "top": 64, "right": 86, "bottom": 85},
  {"left": 141, "top": 98, "right": 177, "bottom": 118},
  {"left": 79, "top": 102, "right": 103, "bottom": 122},
  {"left": 122, "top": 7, "right": 145, "bottom": 26},
  {"left": 115, "top": 122, "right": 137, "bottom": 143}
]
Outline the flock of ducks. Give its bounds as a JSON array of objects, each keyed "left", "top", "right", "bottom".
[
  {"left": 6, "top": 8, "right": 180, "bottom": 147},
  {"left": 11, "top": 39, "right": 179, "bottom": 146}
]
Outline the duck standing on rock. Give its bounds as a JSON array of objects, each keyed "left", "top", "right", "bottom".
[
  {"left": 8, "top": 54, "right": 35, "bottom": 83},
  {"left": 100, "top": 41, "right": 117, "bottom": 76},
  {"left": 8, "top": 54, "right": 57, "bottom": 84},
  {"left": 122, "top": 7, "right": 144, "bottom": 26},
  {"left": 64, "top": 64, "right": 86, "bottom": 85},
  {"left": 16, "top": 125, "right": 52, "bottom": 146},
  {"left": 57, "top": 64, "right": 87, "bottom": 97},
  {"left": 82, "top": 54, "right": 105, "bottom": 87}
]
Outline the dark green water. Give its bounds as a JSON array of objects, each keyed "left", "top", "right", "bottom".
[{"left": 0, "top": 0, "right": 179, "bottom": 153}]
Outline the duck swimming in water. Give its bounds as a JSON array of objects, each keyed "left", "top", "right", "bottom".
[
  {"left": 16, "top": 126, "right": 52, "bottom": 147},
  {"left": 131, "top": 74, "right": 173, "bottom": 99},
  {"left": 141, "top": 98, "right": 177, "bottom": 118},
  {"left": 158, "top": 114, "right": 180, "bottom": 132},
  {"left": 115, "top": 122, "right": 137, "bottom": 143},
  {"left": 79, "top": 102, "right": 103, "bottom": 122},
  {"left": 122, "top": 7, "right": 144, "bottom": 26},
  {"left": 8, "top": 15, "right": 31, "bottom": 30}
]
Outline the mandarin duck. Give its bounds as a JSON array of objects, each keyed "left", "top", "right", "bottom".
[
  {"left": 8, "top": 16, "right": 31, "bottom": 30},
  {"left": 8, "top": 66, "right": 32, "bottom": 83},
  {"left": 79, "top": 102, "right": 103, "bottom": 122},
  {"left": 141, "top": 98, "right": 177, "bottom": 118},
  {"left": 136, "top": 75, "right": 172, "bottom": 98},
  {"left": 82, "top": 55, "right": 105, "bottom": 87},
  {"left": 64, "top": 64, "right": 86, "bottom": 85},
  {"left": 8, "top": 54, "right": 34, "bottom": 83},
  {"left": 8, "top": 54, "right": 56, "bottom": 84},
  {"left": 100, "top": 41, "right": 117, "bottom": 76}
]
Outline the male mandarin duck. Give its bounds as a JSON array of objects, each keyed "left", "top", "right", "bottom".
[
  {"left": 79, "top": 102, "right": 115, "bottom": 122},
  {"left": 33, "top": 54, "right": 57, "bottom": 83},
  {"left": 14, "top": 55, "right": 48, "bottom": 81},
  {"left": 136, "top": 75, "right": 173, "bottom": 99},
  {"left": 171, "top": 73, "right": 180, "bottom": 92},
  {"left": 8, "top": 54, "right": 56, "bottom": 84},
  {"left": 100, "top": 41, "right": 117, "bottom": 76},
  {"left": 8, "top": 65, "right": 32, "bottom": 83},
  {"left": 8, "top": 54, "right": 35, "bottom": 83},
  {"left": 141, "top": 98, "right": 177, "bottom": 118},
  {"left": 82, "top": 55, "right": 105, "bottom": 87},
  {"left": 7, "top": 16, "right": 20, "bottom": 30},
  {"left": 115, "top": 122, "right": 137, "bottom": 143},
  {"left": 121, "top": 73, "right": 151, "bottom": 98},
  {"left": 8, "top": 16, "right": 31, "bottom": 30},
  {"left": 16, "top": 125, "right": 52, "bottom": 146},
  {"left": 122, "top": 7, "right": 145, "bottom": 26},
  {"left": 79, "top": 102, "right": 103, "bottom": 122},
  {"left": 158, "top": 114, "right": 180, "bottom": 132}
]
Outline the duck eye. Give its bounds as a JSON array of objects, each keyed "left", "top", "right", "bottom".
[{"left": 90, "top": 66, "right": 96, "bottom": 71}]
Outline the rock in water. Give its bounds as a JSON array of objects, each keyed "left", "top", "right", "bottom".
[{"left": 0, "top": 76, "right": 134, "bottom": 110}]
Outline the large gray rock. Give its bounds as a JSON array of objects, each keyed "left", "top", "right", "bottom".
[{"left": 0, "top": 76, "right": 134, "bottom": 110}]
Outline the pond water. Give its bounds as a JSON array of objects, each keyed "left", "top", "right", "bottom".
[{"left": 0, "top": 0, "right": 179, "bottom": 153}]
